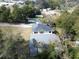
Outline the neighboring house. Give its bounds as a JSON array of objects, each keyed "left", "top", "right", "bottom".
[
  {"left": 0, "top": 2, "right": 15, "bottom": 6},
  {"left": 0, "top": 0, "right": 25, "bottom": 7},
  {"left": 29, "top": 22, "right": 60, "bottom": 56}
]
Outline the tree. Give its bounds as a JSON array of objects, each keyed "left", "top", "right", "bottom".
[
  {"left": 0, "top": 5, "right": 10, "bottom": 22},
  {"left": 11, "top": 4, "right": 26, "bottom": 23},
  {"left": 48, "top": 0, "right": 62, "bottom": 9},
  {"left": 36, "top": 0, "right": 62, "bottom": 9},
  {"left": 11, "top": 4, "right": 40, "bottom": 23},
  {"left": 0, "top": 3, "right": 40, "bottom": 23},
  {"left": 71, "top": 7, "right": 79, "bottom": 40}
]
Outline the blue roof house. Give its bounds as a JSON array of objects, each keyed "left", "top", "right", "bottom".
[{"left": 29, "top": 22, "right": 60, "bottom": 56}]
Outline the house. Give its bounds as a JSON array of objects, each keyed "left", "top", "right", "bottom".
[
  {"left": 0, "top": 0, "right": 25, "bottom": 7},
  {"left": 29, "top": 22, "right": 60, "bottom": 56},
  {"left": 30, "top": 22, "right": 60, "bottom": 44},
  {"left": 0, "top": 2, "right": 12, "bottom": 7},
  {"left": 33, "top": 22, "right": 52, "bottom": 33}
]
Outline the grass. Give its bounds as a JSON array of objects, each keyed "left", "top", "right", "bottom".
[{"left": 0, "top": 26, "right": 32, "bottom": 41}]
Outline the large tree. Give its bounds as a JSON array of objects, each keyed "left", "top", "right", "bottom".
[
  {"left": 0, "top": 2, "right": 40, "bottom": 23},
  {"left": 11, "top": 4, "right": 26, "bottom": 23},
  {"left": 0, "top": 5, "right": 10, "bottom": 22}
]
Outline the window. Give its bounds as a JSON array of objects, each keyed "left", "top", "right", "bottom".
[
  {"left": 49, "top": 31, "right": 51, "bottom": 33},
  {"left": 34, "top": 32, "right": 38, "bottom": 34}
]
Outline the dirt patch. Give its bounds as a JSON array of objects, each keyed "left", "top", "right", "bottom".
[{"left": 0, "top": 26, "right": 32, "bottom": 41}]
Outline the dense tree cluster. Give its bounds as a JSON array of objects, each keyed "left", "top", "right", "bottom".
[
  {"left": 36, "top": 0, "right": 79, "bottom": 9},
  {"left": 0, "top": 4, "right": 41, "bottom": 23},
  {"left": 36, "top": 0, "right": 62, "bottom": 9}
]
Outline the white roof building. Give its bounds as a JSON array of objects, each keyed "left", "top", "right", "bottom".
[
  {"left": 0, "top": 2, "right": 15, "bottom": 6},
  {"left": 0, "top": 0, "right": 25, "bottom": 7}
]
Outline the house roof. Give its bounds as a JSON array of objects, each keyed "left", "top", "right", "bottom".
[
  {"left": 32, "top": 22, "right": 52, "bottom": 32},
  {"left": 29, "top": 33, "right": 60, "bottom": 44}
]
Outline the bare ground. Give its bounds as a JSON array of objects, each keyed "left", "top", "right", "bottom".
[{"left": 0, "top": 24, "right": 32, "bottom": 41}]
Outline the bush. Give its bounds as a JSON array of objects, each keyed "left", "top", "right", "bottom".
[
  {"left": 36, "top": 44, "right": 57, "bottom": 59},
  {"left": 0, "top": 30, "right": 29, "bottom": 59}
]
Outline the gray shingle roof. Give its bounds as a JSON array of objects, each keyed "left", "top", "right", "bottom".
[{"left": 32, "top": 23, "right": 52, "bottom": 32}]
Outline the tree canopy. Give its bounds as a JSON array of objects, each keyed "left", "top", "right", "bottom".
[
  {"left": 36, "top": 0, "right": 62, "bottom": 9},
  {"left": 0, "top": 3, "right": 40, "bottom": 23}
]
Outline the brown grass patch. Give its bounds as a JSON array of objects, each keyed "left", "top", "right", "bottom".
[{"left": 0, "top": 26, "right": 32, "bottom": 41}]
